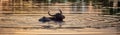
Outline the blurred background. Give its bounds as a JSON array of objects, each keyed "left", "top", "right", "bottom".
[{"left": 0, "top": 0, "right": 120, "bottom": 15}]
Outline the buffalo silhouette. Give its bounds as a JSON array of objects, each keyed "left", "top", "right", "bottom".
[{"left": 39, "top": 9, "right": 65, "bottom": 28}]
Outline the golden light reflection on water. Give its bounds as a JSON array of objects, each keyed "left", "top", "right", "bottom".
[
  {"left": 0, "top": 13, "right": 120, "bottom": 35},
  {"left": 0, "top": 27, "right": 118, "bottom": 35}
]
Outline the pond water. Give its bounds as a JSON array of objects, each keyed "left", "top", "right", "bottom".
[{"left": 0, "top": 13, "right": 120, "bottom": 35}]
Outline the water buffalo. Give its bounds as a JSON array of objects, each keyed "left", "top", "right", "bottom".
[{"left": 39, "top": 9, "right": 65, "bottom": 28}]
